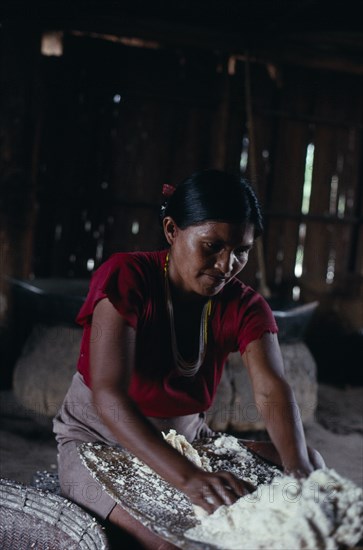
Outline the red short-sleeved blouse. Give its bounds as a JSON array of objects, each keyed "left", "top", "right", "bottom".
[{"left": 76, "top": 249, "right": 278, "bottom": 417}]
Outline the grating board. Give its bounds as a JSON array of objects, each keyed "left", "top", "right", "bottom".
[{"left": 79, "top": 435, "right": 282, "bottom": 549}]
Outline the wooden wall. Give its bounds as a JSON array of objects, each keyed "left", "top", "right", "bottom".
[
  {"left": 240, "top": 63, "right": 363, "bottom": 309},
  {"left": 31, "top": 35, "right": 363, "bottom": 315},
  {"left": 31, "top": 34, "right": 245, "bottom": 278}
]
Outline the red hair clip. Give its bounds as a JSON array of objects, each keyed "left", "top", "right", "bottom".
[{"left": 162, "top": 184, "right": 176, "bottom": 198}]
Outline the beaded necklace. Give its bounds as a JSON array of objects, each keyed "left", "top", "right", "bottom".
[{"left": 164, "top": 252, "right": 212, "bottom": 377}]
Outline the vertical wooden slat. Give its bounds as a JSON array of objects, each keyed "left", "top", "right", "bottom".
[
  {"left": 303, "top": 71, "right": 363, "bottom": 293},
  {"left": 233, "top": 61, "right": 281, "bottom": 290},
  {"left": 245, "top": 65, "right": 277, "bottom": 291},
  {"left": 224, "top": 63, "right": 246, "bottom": 175},
  {"left": 261, "top": 68, "right": 312, "bottom": 295},
  {"left": 266, "top": 121, "right": 310, "bottom": 293}
]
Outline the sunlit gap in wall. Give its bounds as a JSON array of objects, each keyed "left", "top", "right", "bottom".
[
  {"left": 338, "top": 194, "right": 346, "bottom": 217},
  {"left": 301, "top": 143, "right": 314, "bottom": 215},
  {"left": 325, "top": 154, "right": 345, "bottom": 283},
  {"left": 87, "top": 259, "right": 95, "bottom": 271},
  {"left": 336, "top": 153, "right": 347, "bottom": 218},
  {"left": 294, "top": 223, "right": 307, "bottom": 279},
  {"left": 326, "top": 246, "right": 336, "bottom": 284},
  {"left": 239, "top": 135, "right": 249, "bottom": 173},
  {"left": 327, "top": 174, "right": 340, "bottom": 282},
  {"left": 131, "top": 221, "right": 140, "bottom": 235},
  {"left": 41, "top": 32, "right": 64, "bottom": 57},
  {"left": 329, "top": 174, "right": 339, "bottom": 215},
  {"left": 325, "top": 172, "right": 345, "bottom": 285},
  {"left": 330, "top": 172, "right": 346, "bottom": 219},
  {"left": 293, "top": 143, "right": 315, "bottom": 299},
  {"left": 292, "top": 285, "right": 301, "bottom": 301}
]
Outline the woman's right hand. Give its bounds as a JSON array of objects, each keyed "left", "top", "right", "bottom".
[{"left": 178, "top": 468, "right": 255, "bottom": 514}]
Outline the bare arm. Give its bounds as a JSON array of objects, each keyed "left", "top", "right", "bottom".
[
  {"left": 242, "top": 332, "right": 313, "bottom": 476},
  {"left": 90, "top": 298, "right": 251, "bottom": 512}
]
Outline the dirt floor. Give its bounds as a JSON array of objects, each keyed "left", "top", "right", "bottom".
[{"left": 1, "top": 383, "right": 362, "bottom": 489}]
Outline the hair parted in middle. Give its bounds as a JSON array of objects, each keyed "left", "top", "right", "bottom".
[{"left": 160, "top": 169, "right": 263, "bottom": 237}]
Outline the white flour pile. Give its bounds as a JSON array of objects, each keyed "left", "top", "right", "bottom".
[{"left": 185, "top": 467, "right": 363, "bottom": 550}]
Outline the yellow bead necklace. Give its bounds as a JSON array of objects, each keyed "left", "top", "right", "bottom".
[{"left": 164, "top": 252, "right": 212, "bottom": 377}]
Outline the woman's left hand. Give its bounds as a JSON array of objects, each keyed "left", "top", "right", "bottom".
[
  {"left": 284, "top": 462, "right": 314, "bottom": 479},
  {"left": 284, "top": 445, "right": 325, "bottom": 478}
]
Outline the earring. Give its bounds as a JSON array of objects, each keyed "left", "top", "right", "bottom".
[{"left": 164, "top": 252, "right": 170, "bottom": 276}]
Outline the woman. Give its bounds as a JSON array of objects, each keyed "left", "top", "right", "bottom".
[{"left": 53, "top": 169, "right": 324, "bottom": 549}]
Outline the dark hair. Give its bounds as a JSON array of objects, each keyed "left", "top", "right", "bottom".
[{"left": 160, "top": 169, "right": 263, "bottom": 237}]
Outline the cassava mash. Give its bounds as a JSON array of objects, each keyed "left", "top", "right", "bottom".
[
  {"left": 163, "top": 431, "right": 363, "bottom": 550},
  {"left": 185, "top": 467, "right": 363, "bottom": 549}
]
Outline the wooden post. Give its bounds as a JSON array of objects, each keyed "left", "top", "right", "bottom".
[{"left": 244, "top": 54, "right": 271, "bottom": 298}]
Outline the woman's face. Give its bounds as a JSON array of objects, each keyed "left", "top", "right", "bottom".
[{"left": 163, "top": 218, "right": 255, "bottom": 298}]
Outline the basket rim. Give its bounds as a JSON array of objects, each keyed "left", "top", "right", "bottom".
[{"left": 0, "top": 477, "right": 109, "bottom": 549}]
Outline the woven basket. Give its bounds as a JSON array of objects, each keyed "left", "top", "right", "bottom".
[{"left": 0, "top": 478, "right": 109, "bottom": 549}]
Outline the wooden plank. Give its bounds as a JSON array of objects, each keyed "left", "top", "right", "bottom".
[
  {"left": 303, "top": 72, "right": 363, "bottom": 290},
  {"left": 223, "top": 63, "right": 246, "bottom": 174},
  {"left": 264, "top": 69, "right": 312, "bottom": 293},
  {"left": 243, "top": 63, "right": 278, "bottom": 208},
  {"left": 304, "top": 123, "right": 339, "bottom": 284}
]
